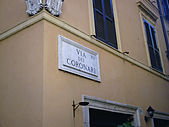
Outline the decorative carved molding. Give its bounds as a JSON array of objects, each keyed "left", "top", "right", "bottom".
[
  {"left": 25, "top": 0, "right": 64, "bottom": 16},
  {"left": 45, "top": 0, "right": 64, "bottom": 16},
  {"left": 137, "top": 0, "right": 159, "bottom": 21},
  {"left": 25, "top": 0, "right": 43, "bottom": 16}
]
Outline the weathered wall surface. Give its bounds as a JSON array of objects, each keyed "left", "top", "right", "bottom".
[
  {"left": 0, "top": 0, "right": 169, "bottom": 76},
  {"left": 43, "top": 20, "right": 169, "bottom": 127},
  {"left": 0, "top": 21, "right": 44, "bottom": 127},
  {"left": 0, "top": 0, "right": 90, "bottom": 35},
  {"left": 0, "top": 0, "right": 28, "bottom": 33},
  {"left": 0, "top": 0, "right": 169, "bottom": 127}
]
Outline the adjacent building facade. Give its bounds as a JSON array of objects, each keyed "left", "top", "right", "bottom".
[
  {"left": 160, "top": 0, "right": 169, "bottom": 59},
  {"left": 0, "top": 0, "right": 169, "bottom": 127}
]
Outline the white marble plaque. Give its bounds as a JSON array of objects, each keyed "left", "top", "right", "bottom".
[{"left": 58, "top": 35, "right": 101, "bottom": 82}]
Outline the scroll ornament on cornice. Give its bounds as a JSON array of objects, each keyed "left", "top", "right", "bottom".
[
  {"left": 45, "top": 0, "right": 64, "bottom": 16},
  {"left": 25, "top": 0, "right": 64, "bottom": 16},
  {"left": 25, "top": 0, "right": 43, "bottom": 16}
]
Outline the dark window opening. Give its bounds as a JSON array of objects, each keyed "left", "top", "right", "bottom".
[
  {"left": 93, "top": 0, "right": 117, "bottom": 49},
  {"left": 154, "top": 118, "right": 169, "bottom": 127},
  {"left": 89, "top": 108, "right": 134, "bottom": 127},
  {"left": 143, "top": 19, "right": 163, "bottom": 72}
]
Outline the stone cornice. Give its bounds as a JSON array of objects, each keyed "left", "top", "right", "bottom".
[
  {"left": 137, "top": 0, "right": 159, "bottom": 21},
  {"left": 0, "top": 11, "right": 169, "bottom": 81}
]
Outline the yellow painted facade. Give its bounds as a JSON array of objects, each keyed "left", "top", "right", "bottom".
[{"left": 0, "top": 0, "right": 169, "bottom": 127}]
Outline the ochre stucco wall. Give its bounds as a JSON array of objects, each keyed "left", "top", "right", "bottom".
[
  {"left": 60, "top": 0, "right": 90, "bottom": 34},
  {"left": 0, "top": 0, "right": 169, "bottom": 127},
  {"left": 0, "top": 0, "right": 28, "bottom": 33},
  {"left": 1, "top": 0, "right": 169, "bottom": 76},
  {"left": 43, "top": 20, "right": 169, "bottom": 127},
  {"left": 0, "top": 0, "right": 90, "bottom": 35},
  {"left": 0, "top": 21, "right": 44, "bottom": 127},
  {"left": 115, "top": 0, "right": 149, "bottom": 65}
]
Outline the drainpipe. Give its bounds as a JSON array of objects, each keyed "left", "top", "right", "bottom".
[{"left": 156, "top": 0, "right": 169, "bottom": 60}]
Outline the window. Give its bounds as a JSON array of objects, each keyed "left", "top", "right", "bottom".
[
  {"left": 153, "top": 111, "right": 169, "bottom": 127},
  {"left": 83, "top": 95, "right": 141, "bottom": 127},
  {"left": 162, "top": 0, "right": 169, "bottom": 21},
  {"left": 90, "top": 108, "right": 134, "bottom": 127},
  {"left": 92, "top": 0, "right": 117, "bottom": 49},
  {"left": 143, "top": 19, "right": 163, "bottom": 72},
  {"left": 154, "top": 118, "right": 169, "bottom": 127}
]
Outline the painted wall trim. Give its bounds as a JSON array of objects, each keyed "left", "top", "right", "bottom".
[
  {"left": 88, "top": 0, "right": 95, "bottom": 36},
  {"left": 0, "top": 12, "right": 44, "bottom": 40},
  {"left": 0, "top": 11, "right": 169, "bottom": 81}
]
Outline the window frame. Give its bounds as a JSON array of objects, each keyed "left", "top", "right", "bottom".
[
  {"left": 92, "top": 0, "right": 118, "bottom": 49},
  {"left": 143, "top": 18, "right": 163, "bottom": 72},
  {"left": 82, "top": 95, "right": 141, "bottom": 127},
  {"left": 152, "top": 111, "right": 169, "bottom": 127}
]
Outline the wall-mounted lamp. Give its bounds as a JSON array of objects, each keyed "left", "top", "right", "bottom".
[
  {"left": 72, "top": 100, "right": 89, "bottom": 118},
  {"left": 144, "top": 106, "right": 155, "bottom": 122}
]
